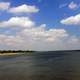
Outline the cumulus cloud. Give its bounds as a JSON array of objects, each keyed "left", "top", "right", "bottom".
[
  {"left": 0, "top": 16, "right": 80, "bottom": 50},
  {"left": 60, "top": 14, "right": 80, "bottom": 25},
  {"left": 19, "top": 26, "right": 68, "bottom": 42},
  {"left": 68, "top": 1, "right": 79, "bottom": 10},
  {"left": 0, "top": 2, "right": 39, "bottom": 14},
  {"left": 0, "top": 2, "right": 10, "bottom": 10},
  {"left": 0, "top": 17, "right": 35, "bottom": 28},
  {"left": 0, "top": 30, "right": 79, "bottom": 50},
  {"left": 0, "top": 28, "right": 69, "bottom": 50},
  {"left": 9, "top": 4, "right": 39, "bottom": 14}
]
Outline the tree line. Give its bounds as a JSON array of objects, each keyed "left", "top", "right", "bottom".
[{"left": 0, "top": 50, "right": 35, "bottom": 54}]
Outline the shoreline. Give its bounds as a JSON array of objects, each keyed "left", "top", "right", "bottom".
[{"left": 0, "top": 53, "right": 23, "bottom": 56}]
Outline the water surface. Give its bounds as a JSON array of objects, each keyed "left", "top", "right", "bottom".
[{"left": 0, "top": 51, "right": 80, "bottom": 80}]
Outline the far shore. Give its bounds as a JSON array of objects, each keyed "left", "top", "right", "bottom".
[{"left": 0, "top": 50, "right": 79, "bottom": 56}]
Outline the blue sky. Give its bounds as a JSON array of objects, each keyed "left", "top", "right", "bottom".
[{"left": 0, "top": 0, "right": 80, "bottom": 50}]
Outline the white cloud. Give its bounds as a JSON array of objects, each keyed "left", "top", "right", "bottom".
[
  {"left": 9, "top": 4, "right": 39, "bottom": 14},
  {"left": 0, "top": 17, "right": 80, "bottom": 50},
  {"left": 0, "top": 34, "right": 24, "bottom": 48},
  {"left": 0, "top": 30, "right": 79, "bottom": 50},
  {"left": 68, "top": 1, "right": 79, "bottom": 10},
  {"left": 59, "top": 1, "right": 79, "bottom": 10},
  {"left": 19, "top": 27, "right": 68, "bottom": 42},
  {"left": 60, "top": 14, "right": 80, "bottom": 25},
  {"left": 0, "top": 28, "right": 69, "bottom": 50},
  {"left": 0, "top": 17, "right": 35, "bottom": 28},
  {"left": 0, "top": 2, "right": 10, "bottom": 10},
  {"left": 0, "top": 2, "right": 39, "bottom": 15}
]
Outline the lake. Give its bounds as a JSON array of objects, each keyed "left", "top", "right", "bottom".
[{"left": 0, "top": 51, "right": 80, "bottom": 80}]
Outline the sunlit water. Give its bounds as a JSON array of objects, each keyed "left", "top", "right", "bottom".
[{"left": 0, "top": 51, "right": 80, "bottom": 80}]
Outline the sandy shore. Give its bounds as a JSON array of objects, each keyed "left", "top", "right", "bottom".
[{"left": 0, "top": 53, "right": 22, "bottom": 56}]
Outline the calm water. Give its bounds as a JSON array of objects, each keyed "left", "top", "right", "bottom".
[{"left": 0, "top": 51, "right": 80, "bottom": 80}]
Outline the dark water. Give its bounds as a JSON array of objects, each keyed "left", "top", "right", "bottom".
[{"left": 0, "top": 51, "right": 80, "bottom": 80}]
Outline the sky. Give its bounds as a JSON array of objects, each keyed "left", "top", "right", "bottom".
[{"left": 0, "top": 0, "right": 80, "bottom": 51}]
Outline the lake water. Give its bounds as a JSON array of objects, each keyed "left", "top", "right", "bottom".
[{"left": 0, "top": 51, "right": 80, "bottom": 80}]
